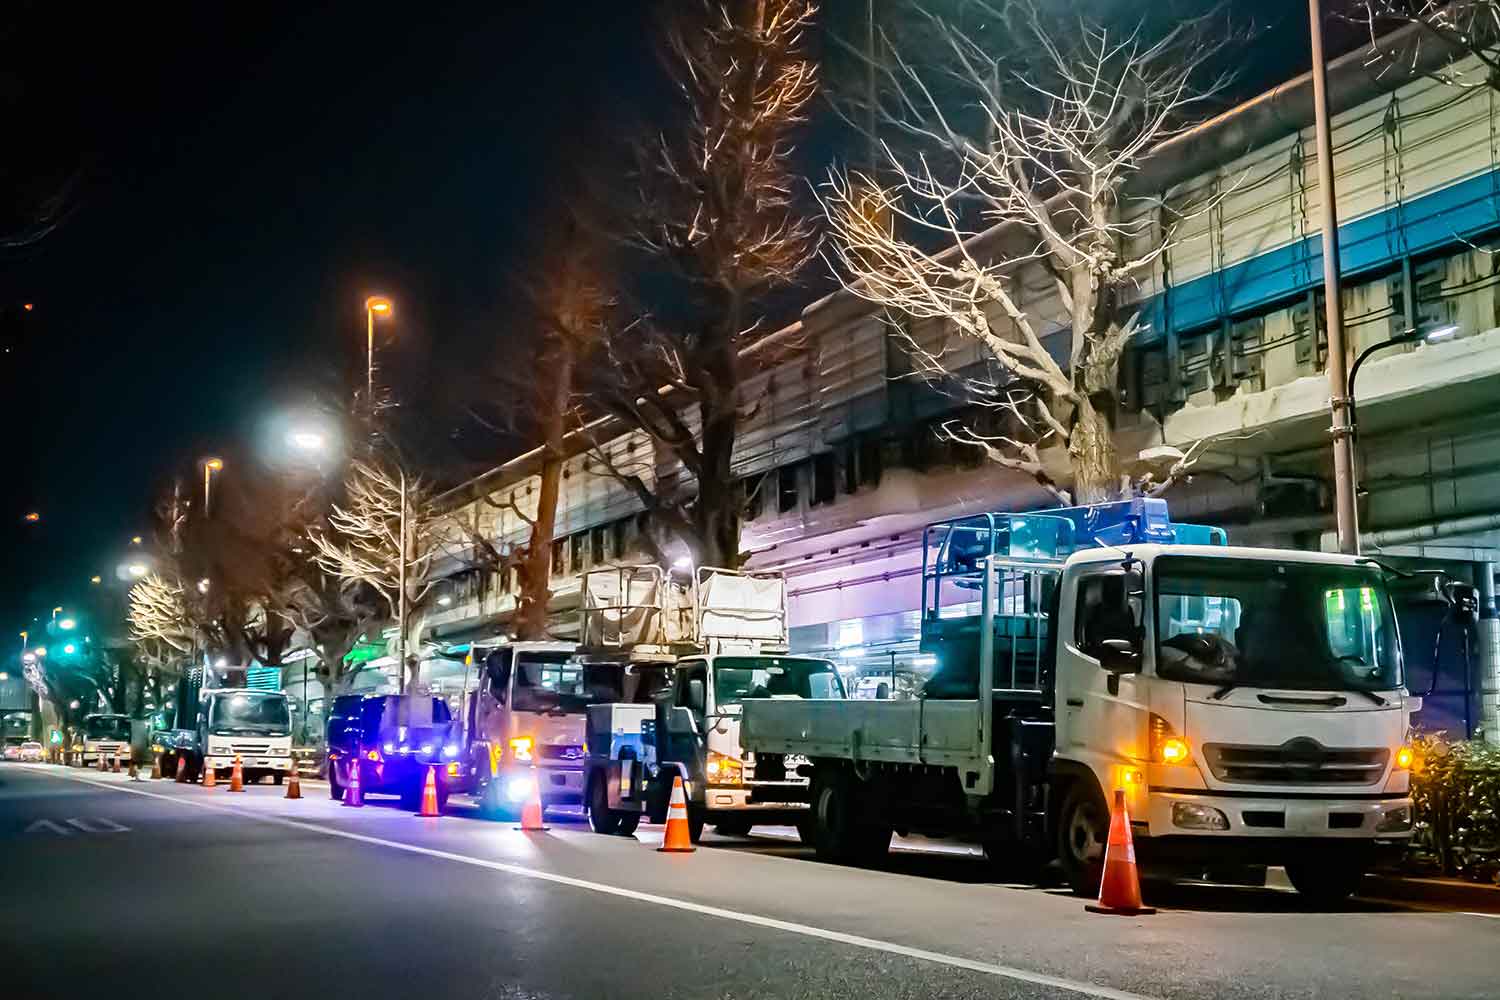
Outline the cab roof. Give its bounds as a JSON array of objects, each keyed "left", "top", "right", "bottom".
[{"left": 1066, "top": 543, "right": 1376, "bottom": 569}]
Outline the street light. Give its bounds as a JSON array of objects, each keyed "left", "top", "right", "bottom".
[
  {"left": 90, "top": 575, "right": 102, "bottom": 585},
  {"left": 126, "top": 562, "right": 148, "bottom": 579},
  {"left": 287, "top": 428, "right": 327, "bottom": 453},
  {"left": 58, "top": 617, "right": 76, "bottom": 631},
  {"left": 62, "top": 643, "right": 76, "bottom": 655},
  {"left": 203, "top": 456, "right": 224, "bottom": 515},
  {"left": 364, "top": 295, "right": 394, "bottom": 415},
  {"left": 34, "top": 647, "right": 46, "bottom": 657},
  {"left": 23, "top": 512, "right": 39, "bottom": 523},
  {"left": 1347, "top": 324, "right": 1459, "bottom": 504}
]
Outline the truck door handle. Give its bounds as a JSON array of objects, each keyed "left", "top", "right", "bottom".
[{"left": 1065, "top": 698, "right": 1084, "bottom": 707}]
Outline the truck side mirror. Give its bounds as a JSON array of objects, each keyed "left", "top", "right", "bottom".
[
  {"left": 666, "top": 705, "right": 700, "bottom": 737},
  {"left": 1440, "top": 580, "right": 1480, "bottom": 626},
  {"left": 687, "top": 678, "right": 706, "bottom": 713},
  {"left": 1095, "top": 638, "right": 1141, "bottom": 675}
]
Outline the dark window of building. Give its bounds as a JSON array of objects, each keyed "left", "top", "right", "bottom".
[
  {"left": 611, "top": 519, "right": 629, "bottom": 560},
  {"left": 570, "top": 532, "right": 585, "bottom": 570},
  {"left": 811, "top": 452, "right": 836, "bottom": 507},
  {"left": 778, "top": 465, "right": 800, "bottom": 515},
  {"left": 859, "top": 436, "right": 883, "bottom": 489},
  {"left": 743, "top": 473, "right": 767, "bottom": 521},
  {"left": 551, "top": 539, "right": 565, "bottom": 576},
  {"left": 590, "top": 526, "right": 606, "bottom": 564}
]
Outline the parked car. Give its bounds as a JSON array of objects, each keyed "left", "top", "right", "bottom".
[
  {"left": 19, "top": 741, "right": 44, "bottom": 762},
  {"left": 327, "top": 694, "right": 459, "bottom": 809},
  {"left": 3, "top": 743, "right": 21, "bottom": 761}
]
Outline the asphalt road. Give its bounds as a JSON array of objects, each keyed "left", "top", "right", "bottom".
[{"left": 2, "top": 763, "right": 1496, "bottom": 1000}]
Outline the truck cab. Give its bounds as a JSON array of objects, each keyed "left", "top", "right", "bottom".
[
  {"left": 157, "top": 669, "right": 292, "bottom": 784},
  {"left": 80, "top": 714, "right": 131, "bottom": 767}
]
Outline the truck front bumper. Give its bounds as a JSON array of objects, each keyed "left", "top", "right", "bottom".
[
  {"left": 1139, "top": 790, "right": 1412, "bottom": 864},
  {"left": 494, "top": 763, "right": 583, "bottom": 805},
  {"left": 206, "top": 755, "right": 291, "bottom": 773},
  {"left": 702, "top": 782, "right": 810, "bottom": 812}
]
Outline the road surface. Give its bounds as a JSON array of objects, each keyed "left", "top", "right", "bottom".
[{"left": 1, "top": 763, "right": 1495, "bottom": 999}]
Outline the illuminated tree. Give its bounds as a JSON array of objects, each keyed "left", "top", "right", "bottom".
[
  {"left": 1351, "top": 2, "right": 1500, "bottom": 91},
  {"left": 823, "top": 0, "right": 1233, "bottom": 503},
  {"left": 586, "top": 0, "right": 820, "bottom": 568}
]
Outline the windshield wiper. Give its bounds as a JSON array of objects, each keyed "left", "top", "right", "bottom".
[
  {"left": 1209, "top": 684, "right": 1237, "bottom": 701},
  {"left": 1350, "top": 689, "right": 1387, "bottom": 706}
]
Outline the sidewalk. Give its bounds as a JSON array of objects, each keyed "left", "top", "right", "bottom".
[{"left": 1361, "top": 873, "right": 1500, "bottom": 913}]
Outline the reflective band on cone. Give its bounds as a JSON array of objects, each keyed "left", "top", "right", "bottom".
[
  {"left": 418, "top": 765, "right": 441, "bottom": 818},
  {"left": 1085, "top": 789, "right": 1155, "bottom": 916},
  {"left": 342, "top": 761, "right": 364, "bottom": 807},
  {"left": 657, "top": 774, "right": 696, "bottom": 853},
  {"left": 203, "top": 761, "right": 216, "bottom": 788},
  {"left": 516, "top": 766, "right": 549, "bottom": 831},
  {"left": 174, "top": 757, "right": 188, "bottom": 784}
]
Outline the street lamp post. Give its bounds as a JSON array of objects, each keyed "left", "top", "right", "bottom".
[
  {"left": 1308, "top": 0, "right": 1360, "bottom": 555},
  {"left": 1347, "top": 324, "right": 1458, "bottom": 503},
  {"left": 203, "top": 457, "right": 224, "bottom": 515},
  {"left": 364, "top": 295, "right": 393, "bottom": 419}
]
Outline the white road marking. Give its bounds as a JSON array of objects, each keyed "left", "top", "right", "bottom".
[
  {"left": 66, "top": 817, "right": 129, "bottom": 833},
  {"left": 65, "top": 773, "right": 1152, "bottom": 1000},
  {"left": 1461, "top": 911, "right": 1500, "bottom": 919},
  {"left": 24, "top": 819, "right": 72, "bottom": 835}
]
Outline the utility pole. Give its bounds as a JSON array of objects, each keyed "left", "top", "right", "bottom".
[
  {"left": 1308, "top": 0, "right": 1360, "bottom": 555},
  {"left": 397, "top": 465, "right": 408, "bottom": 695}
]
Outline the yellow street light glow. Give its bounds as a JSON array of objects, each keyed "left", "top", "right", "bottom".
[
  {"left": 205, "top": 457, "right": 224, "bottom": 472},
  {"left": 131, "top": 536, "right": 143, "bottom": 545},
  {"left": 126, "top": 563, "right": 149, "bottom": 579},
  {"left": 366, "top": 296, "right": 393, "bottom": 315},
  {"left": 23, "top": 512, "right": 40, "bottom": 523},
  {"left": 90, "top": 576, "right": 102, "bottom": 585}
]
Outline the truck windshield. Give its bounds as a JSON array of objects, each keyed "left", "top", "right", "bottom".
[
  {"left": 84, "top": 716, "right": 130, "bottom": 741},
  {"left": 512, "top": 655, "right": 626, "bottom": 715},
  {"left": 1154, "top": 556, "right": 1401, "bottom": 693},
  {"left": 209, "top": 693, "right": 291, "bottom": 735},
  {"left": 713, "top": 657, "right": 844, "bottom": 709}
]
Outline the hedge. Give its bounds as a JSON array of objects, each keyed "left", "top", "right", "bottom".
[{"left": 1407, "top": 735, "right": 1500, "bottom": 885}]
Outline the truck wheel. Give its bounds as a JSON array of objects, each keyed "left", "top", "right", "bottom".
[
  {"left": 714, "top": 817, "right": 753, "bottom": 838},
  {"left": 273, "top": 773, "right": 284, "bottom": 786},
  {"left": 811, "top": 774, "right": 889, "bottom": 865},
  {"left": 687, "top": 805, "right": 706, "bottom": 844},
  {"left": 588, "top": 777, "right": 621, "bottom": 834},
  {"left": 616, "top": 811, "right": 641, "bottom": 837},
  {"left": 160, "top": 754, "right": 178, "bottom": 779},
  {"left": 1285, "top": 861, "right": 1365, "bottom": 905},
  {"left": 795, "top": 816, "right": 815, "bottom": 846},
  {"left": 1057, "top": 781, "right": 1109, "bottom": 897},
  {"left": 329, "top": 764, "right": 344, "bottom": 801}
]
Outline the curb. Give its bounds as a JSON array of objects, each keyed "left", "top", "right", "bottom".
[{"left": 1361, "top": 873, "right": 1500, "bottom": 912}]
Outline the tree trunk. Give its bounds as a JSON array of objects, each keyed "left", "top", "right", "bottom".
[
  {"left": 515, "top": 456, "right": 561, "bottom": 641},
  {"left": 1068, "top": 397, "right": 1123, "bottom": 504}
]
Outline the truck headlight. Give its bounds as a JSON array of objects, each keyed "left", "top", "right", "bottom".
[
  {"left": 1172, "top": 802, "right": 1229, "bottom": 831},
  {"left": 706, "top": 750, "right": 743, "bottom": 785},
  {"left": 1150, "top": 714, "right": 1191, "bottom": 765},
  {"left": 505, "top": 775, "right": 535, "bottom": 802}
]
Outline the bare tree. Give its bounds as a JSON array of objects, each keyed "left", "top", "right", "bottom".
[
  {"left": 308, "top": 458, "right": 449, "bottom": 689},
  {"left": 587, "top": 0, "right": 820, "bottom": 568},
  {"left": 127, "top": 573, "right": 196, "bottom": 655},
  {"left": 1351, "top": 2, "right": 1500, "bottom": 89},
  {"left": 823, "top": 0, "right": 1232, "bottom": 503}
]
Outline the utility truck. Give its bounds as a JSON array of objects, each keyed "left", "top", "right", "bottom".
[
  {"left": 740, "top": 499, "right": 1447, "bottom": 902},
  {"left": 582, "top": 565, "right": 842, "bottom": 842},
  {"left": 79, "top": 713, "right": 132, "bottom": 767},
  {"left": 156, "top": 667, "right": 292, "bottom": 784},
  {"left": 458, "top": 637, "right": 670, "bottom": 820}
]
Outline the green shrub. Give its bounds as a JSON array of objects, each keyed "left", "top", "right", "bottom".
[{"left": 1408, "top": 735, "right": 1500, "bottom": 884}]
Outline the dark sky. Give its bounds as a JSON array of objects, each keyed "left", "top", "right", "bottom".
[{"left": 0, "top": 1, "right": 1351, "bottom": 634}]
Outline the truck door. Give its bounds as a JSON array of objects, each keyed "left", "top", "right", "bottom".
[{"left": 1059, "top": 568, "right": 1148, "bottom": 766}]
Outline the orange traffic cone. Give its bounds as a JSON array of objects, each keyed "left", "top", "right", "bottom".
[
  {"left": 1085, "top": 789, "right": 1156, "bottom": 916},
  {"left": 151, "top": 754, "right": 162, "bottom": 780},
  {"left": 285, "top": 768, "right": 302, "bottom": 800},
  {"left": 228, "top": 754, "right": 245, "bottom": 792},
  {"left": 342, "top": 760, "right": 364, "bottom": 807},
  {"left": 657, "top": 774, "right": 696, "bottom": 853},
  {"left": 515, "top": 768, "right": 549, "bottom": 831},
  {"left": 113, "top": 748, "right": 124, "bottom": 773},
  {"left": 418, "top": 765, "right": 441, "bottom": 817},
  {"left": 203, "top": 760, "right": 217, "bottom": 787},
  {"left": 174, "top": 756, "right": 188, "bottom": 783},
  {"left": 98, "top": 752, "right": 108, "bottom": 773}
]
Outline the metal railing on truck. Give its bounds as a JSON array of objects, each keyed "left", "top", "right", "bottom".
[{"left": 920, "top": 512, "right": 1071, "bottom": 697}]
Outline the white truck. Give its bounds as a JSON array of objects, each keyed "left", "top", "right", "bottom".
[
  {"left": 740, "top": 499, "right": 1452, "bottom": 902},
  {"left": 582, "top": 565, "right": 841, "bottom": 842},
  {"left": 157, "top": 667, "right": 293, "bottom": 784},
  {"left": 80, "top": 713, "right": 132, "bottom": 767},
  {"left": 459, "top": 639, "right": 671, "bottom": 820}
]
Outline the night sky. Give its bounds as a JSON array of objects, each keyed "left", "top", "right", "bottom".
[{"left": 0, "top": 1, "right": 1347, "bottom": 635}]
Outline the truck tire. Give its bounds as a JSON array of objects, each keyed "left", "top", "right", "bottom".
[
  {"left": 1285, "top": 861, "right": 1365, "bottom": 905},
  {"left": 616, "top": 810, "right": 641, "bottom": 837},
  {"left": 1057, "top": 781, "right": 1109, "bottom": 897},
  {"left": 273, "top": 773, "right": 284, "bottom": 786},
  {"left": 588, "top": 777, "right": 621, "bottom": 834},
  {"left": 687, "top": 804, "right": 706, "bottom": 844},
  {"left": 714, "top": 817, "right": 753, "bottom": 838},
  {"left": 329, "top": 764, "right": 344, "bottom": 801},
  {"left": 811, "top": 773, "right": 890, "bottom": 865},
  {"left": 795, "top": 816, "right": 815, "bottom": 846},
  {"left": 160, "top": 753, "right": 178, "bottom": 779}
]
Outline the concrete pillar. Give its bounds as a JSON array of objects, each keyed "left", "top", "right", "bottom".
[{"left": 1478, "top": 562, "right": 1500, "bottom": 745}]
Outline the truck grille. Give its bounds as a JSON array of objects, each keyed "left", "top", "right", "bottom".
[
  {"left": 1203, "top": 740, "right": 1388, "bottom": 785},
  {"left": 539, "top": 744, "right": 584, "bottom": 762},
  {"left": 229, "top": 741, "right": 273, "bottom": 755}
]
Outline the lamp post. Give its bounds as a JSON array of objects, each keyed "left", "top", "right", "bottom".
[
  {"left": 364, "top": 295, "right": 393, "bottom": 418},
  {"left": 1308, "top": 0, "right": 1360, "bottom": 555},
  {"left": 1347, "top": 324, "right": 1458, "bottom": 505},
  {"left": 203, "top": 457, "right": 224, "bottom": 515}
]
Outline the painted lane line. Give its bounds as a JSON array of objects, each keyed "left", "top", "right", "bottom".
[{"left": 65, "top": 773, "right": 1154, "bottom": 1000}]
